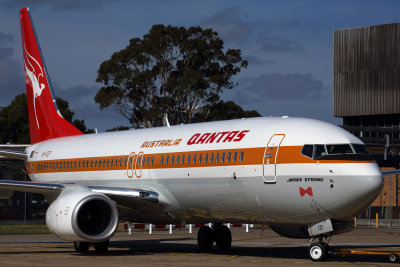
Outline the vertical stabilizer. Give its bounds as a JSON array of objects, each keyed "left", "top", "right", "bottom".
[{"left": 20, "top": 7, "right": 83, "bottom": 144}]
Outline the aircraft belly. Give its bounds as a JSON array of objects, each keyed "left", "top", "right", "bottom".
[{"left": 29, "top": 163, "right": 378, "bottom": 225}]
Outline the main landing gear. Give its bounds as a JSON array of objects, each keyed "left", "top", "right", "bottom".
[
  {"left": 197, "top": 223, "right": 232, "bottom": 251},
  {"left": 308, "top": 237, "right": 331, "bottom": 262},
  {"left": 74, "top": 240, "right": 110, "bottom": 253}
]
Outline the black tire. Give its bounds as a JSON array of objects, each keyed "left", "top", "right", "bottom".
[
  {"left": 74, "top": 241, "right": 89, "bottom": 253},
  {"left": 389, "top": 254, "right": 398, "bottom": 263},
  {"left": 215, "top": 225, "right": 232, "bottom": 250},
  {"left": 94, "top": 240, "right": 109, "bottom": 253},
  {"left": 197, "top": 226, "right": 214, "bottom": 251},
  {"left": 308, "top": 243, "right": 327, "bottom": 262}
]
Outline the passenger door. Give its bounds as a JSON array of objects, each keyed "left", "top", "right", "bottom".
[{"left": 263, "top": 134, "right": 285, "bottom": 183}]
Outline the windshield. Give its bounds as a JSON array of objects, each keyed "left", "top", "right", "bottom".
[
  {"left": 301, "top": 143, "right": 371, "bottom": 160},
  {"left": 326, "top": 144, "right": 353, "bottom": 155},
  {"left": 352, "top": 144, "right": 370, "bottom": 154}
]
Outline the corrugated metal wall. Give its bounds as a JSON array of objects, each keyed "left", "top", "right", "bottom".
[{"left": 333, "top": 23, "right": 400, "bottom": 117}]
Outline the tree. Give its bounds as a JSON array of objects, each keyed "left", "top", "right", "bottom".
[
  {"left": 95, "top": 24, "right": 248, "bottom": 128},
  {"left": 0, "top": 94, "right": 90, "bottom": 144},
  {"left": 194, "top": 100, "right": 261, "bottom": 122},
  {"left": 0, "top": 94, "right": 29, "bottom": 144},
  {"left": 55, "top": 97, "right": 90, "bottom": 133},
  {"left": 106, "top": 126, "right": 130, "bottom": 132}
]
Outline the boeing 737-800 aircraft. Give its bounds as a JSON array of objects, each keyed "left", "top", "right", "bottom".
[{"left": 0, "top": 7, "right": 386, "bottom": 261}]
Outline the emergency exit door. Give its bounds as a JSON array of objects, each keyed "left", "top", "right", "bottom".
[{"left": 263, "top": 134, "right": 285, "bottom": 183}]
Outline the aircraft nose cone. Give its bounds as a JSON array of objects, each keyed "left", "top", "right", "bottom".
[
  {"left": 330, "top": 164, "right": 383, "bottom": 220},
  {"left": 362, "top": 173, "right": 384, "bottom": 199}
]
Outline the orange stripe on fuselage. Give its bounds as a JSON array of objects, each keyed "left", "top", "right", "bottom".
[{"left": 26, "top": 146, "right": 375, "bottom": 175}]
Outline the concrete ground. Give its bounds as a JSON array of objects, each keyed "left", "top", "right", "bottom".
[{"left": 0, "top": 226, "right": 400, "bottom": 266}]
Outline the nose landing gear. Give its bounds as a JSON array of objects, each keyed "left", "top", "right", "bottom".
[{"left": 308, "top": 241, "right": 330, "bottom": 261}]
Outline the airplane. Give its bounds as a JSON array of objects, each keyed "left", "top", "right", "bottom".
[{"left": 0, "top": 7, "right": 388, "bottom": 262}]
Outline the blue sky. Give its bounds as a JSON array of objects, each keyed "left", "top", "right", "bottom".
[{"left": 0, "top": 0, "right": 399, "bottom": 131}]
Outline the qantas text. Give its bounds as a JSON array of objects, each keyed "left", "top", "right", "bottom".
[{"left": 187, "top": 130, "right": 250, "bottom": 145}]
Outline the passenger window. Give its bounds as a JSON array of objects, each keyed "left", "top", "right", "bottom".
[
  {"left": 142, "top": 157, "right": 145, "bottom": 166},
  {"left": 193, "top": 154, "right": 197, "bottom": 164},
  {"left": 227, "top": 152, "right": 231, "bottom": 162},
  {"left": 171, "top": 155, "right": 175, "bottom": 165},
  {"left": 94, "top": 159, "right": 97, "bottom": 168},
  {"left": 151, "top": 156, "right": 154, "bottom": 166},
  {"left": 239, "top": 152, "right": 244, "bottom": 162},
  {"left": 216, "top": 153, "right": 220, "bottom": 163},
  {"left": 119, "top": 158, "right": 122, "bottom": 167},
  {"left": 146, "top": 156, "right": 150, "bottom": 166},
  {"left": 221, "top": 153, "right": 225, "bottom": 163},
  {"left": 301, "top": 145, "right": 313, "bottom": 159},
  {"left": 204, "top": 154, "right": 208, "bottom": 164},
  {"left": 187, "top": 154, "right": 191, "bottom": 164},
  {"left": 106, "top": 159, "right": 109, "bottom": 167},
  {"left": 314, "top": 145, "right": 327, "bottom": 159},
  {"left": 160, "top": 156, "right": 164, "bottom": 165},
  {"left": 78, "top": 161, "right": 80, "bottom": 168},
  {"left": 198, "top": 154, "right": 202, "bottom": 164},
  {"left": 110, "top": 159, "right": 114, "bottom": 167},
  {"left": 233, "top": 152, "right": 237, "bottom": 162},
  {"left": 176, "top": 155, "right": 180, "bottom": 164},
  {"left": 90, "top": 160, "right": 93, "bottom": 168},
  {"left": 165, "top": 155, "right": 169, "bottom": 165},
  {"left": 210, "top": 153, "right": 214, "bottom": 163}
]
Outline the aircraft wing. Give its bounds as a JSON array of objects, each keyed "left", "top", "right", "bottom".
[
  {"left": 0, "top": 144, "right": 29, "bottom": 160},
  {"left": 0, "top": 180, "right": 158, "bottom": 204}
]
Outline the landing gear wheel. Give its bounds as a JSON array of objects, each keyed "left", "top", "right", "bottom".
[
  {"left": 74, "top": 241, "right": 89, "bottom": 253},
  {"left": 389, "top": 254, "right": 398, "bottom": 263},
  {"left": 94, "top": 240, "right": 109, "bottom": 253},
  {"left": 215, "top": 225, "right": 232, "bottom": 250},
  {"left": 197, "top": 226, "right": 214, "bottom": 251},
  {"left": 308, "top": 243, "right": 328, "bottom": 262}
]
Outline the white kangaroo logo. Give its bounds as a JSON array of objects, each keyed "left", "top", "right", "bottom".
[{"left": 24, "top": 44, "right": 45, "bottom": 129}]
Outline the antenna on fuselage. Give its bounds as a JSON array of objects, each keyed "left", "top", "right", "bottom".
[{"left": 163, "top": 113, "right": 170, "bottom": 128}]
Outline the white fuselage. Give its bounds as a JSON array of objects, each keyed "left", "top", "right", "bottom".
[{"left": 25, "top": 117, "right": 383, "bottom": 225}]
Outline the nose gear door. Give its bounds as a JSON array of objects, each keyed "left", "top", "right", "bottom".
[{"left": 263, "top": 134, "right": 285, "bottom": 183}]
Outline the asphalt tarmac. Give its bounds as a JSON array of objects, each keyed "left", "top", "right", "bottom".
[{"left": 0, "top": 226, "right": 400, "bottom": 266}]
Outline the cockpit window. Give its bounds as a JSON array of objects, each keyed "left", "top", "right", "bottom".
[
  {"left": 301, "top": 145, "right": 313, "bottom": 158},
  {"left": 352, "top": 144, "right": 370, "bottom": 154},
  {"left": 326, "top": 144, "right": 353, "bottom": 154},
  {"left": 301, "top": 143, "right": 371, "bottom": 160},
  {"left": 314, "top": 145, "right": 327, "bottom": 159}
]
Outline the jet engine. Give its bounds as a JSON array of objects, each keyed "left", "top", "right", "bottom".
[{"left": 46, "top": 190, "right": 118, "bottom": 242}]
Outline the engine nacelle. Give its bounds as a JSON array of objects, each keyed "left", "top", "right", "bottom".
[{"left": 46, "top": 190, "right": 118, "bottom": 242}]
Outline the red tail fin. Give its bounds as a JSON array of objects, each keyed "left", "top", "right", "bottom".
[{"left": 20, "top": 7, "right": 83, "bottom": 144}]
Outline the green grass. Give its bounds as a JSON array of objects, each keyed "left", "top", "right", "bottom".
[{"left": 0, "top": 224, "right": 50, "bottom": 235}]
